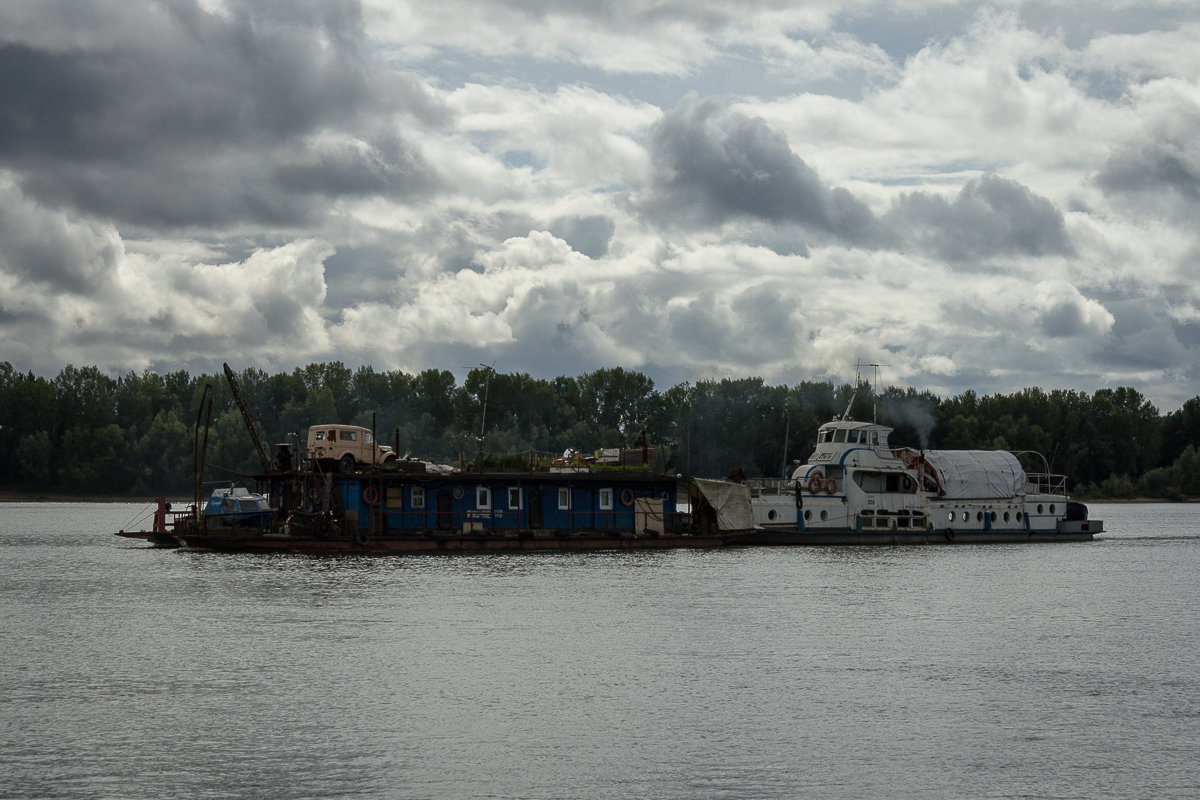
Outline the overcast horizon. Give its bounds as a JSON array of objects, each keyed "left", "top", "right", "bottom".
[{"left": 3, "top": 1, "right": 1199, "bottom": 410}]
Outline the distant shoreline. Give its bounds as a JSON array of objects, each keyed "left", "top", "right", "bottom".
[{"left": 0, "top": 490, "right": 186, "bottom": 504}]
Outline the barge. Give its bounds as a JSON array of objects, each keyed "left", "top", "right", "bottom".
[{"left": 117, "top": 462, "right": 752, "bottom": 553}]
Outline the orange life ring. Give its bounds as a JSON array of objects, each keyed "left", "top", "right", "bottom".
[
  {"left": 807, "top": 476, "right": 823, "bottom": 494},
  {"left": 620, "top": 488, "right": 635, "bottom": 507},
  {"left": 824, "top": 478, "right": 837, "bottom": 495},
  {"left": 362, "top": 485, "right": 379, "bottom": 505}
]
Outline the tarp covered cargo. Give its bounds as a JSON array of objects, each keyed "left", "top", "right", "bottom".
[
  {"left": 688, "top": 478, "right": 754, "bottom": 531},
  {"left": 922, "top": 450, "right": 1026, "bottom": 499}
]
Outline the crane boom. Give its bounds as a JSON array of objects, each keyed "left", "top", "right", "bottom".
[{"left": 222, "top": 362, "right": 272, "bottom": 472}]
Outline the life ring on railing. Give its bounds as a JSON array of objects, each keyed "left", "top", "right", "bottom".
[
  {"left": 362, "top": 485, "right": 379, "bottom": 506},
  {"left": 825, "top": 478, "right": 837, "bottom": 495},
  {"left": 620, "top": 488, "right": 635, "bottom": 507},
  {"left": 806, "top": 471, "right": 825, "bottom": 494}
]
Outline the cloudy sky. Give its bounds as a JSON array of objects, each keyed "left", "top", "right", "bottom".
[{"left": 3, "top": 1, "right": 1200, "bottom": 409}]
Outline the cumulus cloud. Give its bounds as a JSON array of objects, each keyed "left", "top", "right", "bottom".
[
  {"left": 4, "top": 1, "right": 1200, "bottom": 411},
  {"left": 1030, "top": 280, "right": 1115, "bottom": 339},
  {"left": 1095, "top": 80, "right": 1200, "bottom": 216},
  {"left": 637, "top": 95, "right": 884, "bottom": 246},
  {"left": 888, "top": 175, "right": 1075, "bottom": 262},
  {"left": 0, "top": 0, "right": 445, "bottom": 229}
]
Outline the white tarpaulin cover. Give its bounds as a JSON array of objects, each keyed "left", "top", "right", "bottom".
[
  {"left": 923, "top": 450, "right": 1026, "bottom": 499},
  {"left": 689, "top": 478, "right": 754, "bottom": 531}
]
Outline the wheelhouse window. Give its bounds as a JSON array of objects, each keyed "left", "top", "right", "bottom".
[
  {"left": 847, "top": 430, "right": 860, "bottom": 443},
  {"left": 411, "top": 487, "right": 425, "bottom": 509},
  {"left": 599, "top": 488, "right": 614, "bottom": 510},
  {"left": 834, "top": 429, "right": 847, "bottom": 443},
  {"left": 477, "top": 486, "right": 492, "bottom": 510},
  {"left": 558, "top": 488, "right": 570, "bottom": 510},
  {"left": 507, "top": 487, "right": 521, "bottom": 509}
]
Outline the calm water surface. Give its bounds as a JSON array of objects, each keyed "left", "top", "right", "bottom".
[{"left": 1, "top": 502, "right": 1197, "bottom": 799}]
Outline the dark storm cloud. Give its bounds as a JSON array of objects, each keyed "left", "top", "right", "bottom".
[
  {"left": 1096, "top": 139, "right": 1200, "bottom": 204},
  {"left": 0, "top": 44, "right": 107, "bottom": 157},
  {"left": 0, "top": 0, "right": 445, "bottom": 229},
  {"left": 887, "top": 175, "right": 1074, "bottom": 262},
  {"left": 638, "top": 95, "right": 883, "bottom": 245}
]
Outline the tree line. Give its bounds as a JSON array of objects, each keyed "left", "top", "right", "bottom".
[{"left": 2, "top": 360, "right": 1199, "bottom": 499}]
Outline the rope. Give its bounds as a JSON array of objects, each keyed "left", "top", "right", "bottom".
[{"left": 121, "top": 502, "right": 157, "bottom": 532}]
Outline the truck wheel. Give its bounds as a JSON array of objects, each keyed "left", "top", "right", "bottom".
[{"left": 339, "top": 454, "right": 356, "bottom": 473}]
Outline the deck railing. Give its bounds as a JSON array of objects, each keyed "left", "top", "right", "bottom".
[{"left": 1025, "top": 472, "right": 1068, "bottom": 495}]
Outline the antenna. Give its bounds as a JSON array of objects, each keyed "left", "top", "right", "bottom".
[
  {"left": 475, "top": 362, "right": 495, "bottom": 469},
  {"left": 865, "top": 361, "right": 890, "bottom": 423}
]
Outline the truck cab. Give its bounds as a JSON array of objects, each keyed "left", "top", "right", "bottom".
[{"left": 306, "top": 424, "right": 395, "bottom": 473}]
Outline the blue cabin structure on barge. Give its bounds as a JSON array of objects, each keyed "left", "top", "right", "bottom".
[
  {"left": 339, "top": 470, "right": 678, "bottom": 538},
  {"left": 164, "top": 464, "right": 727, "bottom": 553}
]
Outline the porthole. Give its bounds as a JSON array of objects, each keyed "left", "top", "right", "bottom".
[
  {"left": 768, "top": 509, "right": 777, "bottom": 521},
  {"left": 804, "top": 510, "right": 812, "bottom": 521},
  {"left": 1049, "top": 504, "right": 1056, "bottom": 514},
  {"left": 947, "top": 512, "right": 955, "bottom": 521},
  {"left": 961, "top": 511, "right": 969, "bottom": 522},
  {"left": 990, "top": 511, "right": 997, "bottom": 522},
  {"left": 453, "top": 485, "right": 464, "bottom": 499},
  {"left": 819, "top": 510, "right": 828, "bottom": 521},
  {"left": 976, "top": 511, "right": 983, "bottom": 522},
  {"left": 1037, "top": 503, "right": 1044, "bottom": 514},
  {"left": 1016, "top": 512, "right": 1023, "bottom": 522},
  {"left": 1003, "top": 511, "right": 1010, "bottom": 522}
]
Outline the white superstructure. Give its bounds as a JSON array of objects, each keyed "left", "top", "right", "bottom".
[{"left": 747, "top": 415, "right": 1100, "bottom": 538}]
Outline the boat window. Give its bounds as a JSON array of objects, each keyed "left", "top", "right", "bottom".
[
  {"left": 476, "top": 486, "right": 491, "bottom": 510},
  {"left": 222, "top": 498, "right": 238, "bottom": 513},
  {"left": 1037, "top": 503, "right": 1044, "bottom": 514},
  {"left": 847, "top": 430, "right": 859, "bottom": 443},
  {"left": 961, "top": 511, "right": 968, "bottom": 522},
  {"left": 990, "top": 511, "right": 997, "bottom": 522},
  {"left": 411, "top": 487, "right": 425, "bottom": 509},
  {"left": 558, "top": 488, "right": 570, "bottom": 510},
  {"left": 509, "top": 487, "right": 522, "bottom": 510},
  {"left": 598, "top": 488, "right": 613, "bottom": 511},
  {"left": 1003, "top": 511, "right": 1010, "bottom": 522},
  {"left": 804, "top": 510, "right": 811, "bottom": 521},
  {"left": 947, "top": 512, "right": 954, "bottom": 521},
  {"left": 855, "top": 472, "right": 885, "bottom": 492},
  {"left": 239, "top": 499, "right": 259, "bottom": 512},
  {"left": 818, "top": 429, "right": 831, "bottom": 443},
  {"left": 869, "top": 431, "right": 878, "bottom": 446},
  {"left": 834, "top": 430, "right": 847, "bottom": 443},
  {"left": 1049, "top": 504, "right": 1056, "bottom": 514},
  {"left": 976, "top": 511, "right": 983, "bottom": 522},
  {"left": 1016, "top": 512, "right": 1022, "bottom": 522}
]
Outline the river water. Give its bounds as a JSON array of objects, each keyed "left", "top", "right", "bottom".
[{"left": 1, "top": 502, "right": 1197, "bottom": 799}]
